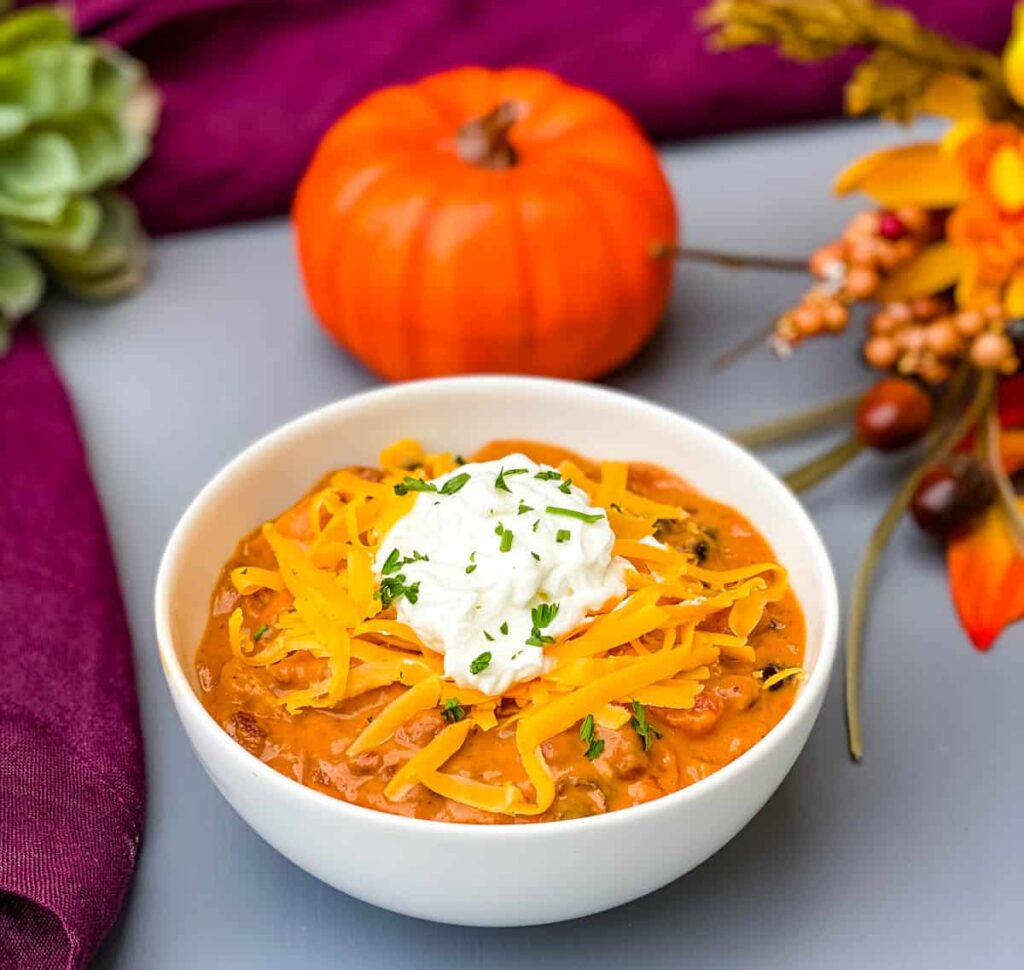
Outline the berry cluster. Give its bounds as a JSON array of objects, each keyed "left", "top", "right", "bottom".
[
  {"left": 864, "top": 298, "right": 1020, "bottom": 384},
  {"left": 775, "top": 206, "right": 935, "bottom": 345},
  {"left": 774, "top": 206, "right": 1023, "bottom": 383}
]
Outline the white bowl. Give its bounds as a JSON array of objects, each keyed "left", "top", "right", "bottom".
[{"left": 155, "top": 377, "right": 838, "bottom": 926}]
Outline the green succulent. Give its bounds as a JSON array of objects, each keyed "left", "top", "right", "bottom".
[{"left": 0, "top": 2, "right": 158, "bottom": 351}]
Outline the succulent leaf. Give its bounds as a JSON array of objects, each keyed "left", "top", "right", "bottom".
[{"left": 0, "top": 4, "right": 157, "bottom": 348}]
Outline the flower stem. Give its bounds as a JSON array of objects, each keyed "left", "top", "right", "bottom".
[
  {"left": 845, "top": 370, "right": 995, "bottom": 761},
  {"left": 783, "top": 435, "right": 865, "bottom": 493},
  {"left": 732, "top": 391, "right": 864, "bottom": 449},
  {"left": 650, "top": 242, "right": 808, "bottom": 274}
]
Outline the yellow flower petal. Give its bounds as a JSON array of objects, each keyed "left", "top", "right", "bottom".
[
  {"left": 941, "top": 120, "right": 986, "bottom": 155},
  {"left": 1004, "top": 1, "right": 1024, "bottom": 108},
  {"left": 833, "top": 143, "right": 963, "bottom": 207},
  {"left": 919, "top": 73, "right": 986, "bottom": 121},
  {"left": 1006, "top": 268, "right": 1024, "bottom": 316},
  {"left": 877, "top": 242, "right": 967, "bottom": 303},
  {"left": 987, "top": 144, "right": 1024, "bottom": 213}
]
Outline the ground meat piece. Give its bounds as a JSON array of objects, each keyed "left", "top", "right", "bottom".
[
  {"left": 711, "top": 675, "right": 761, "bottom": 712},
  {"left": 229, "top": 711, "right": 267, "bottom": 756},
  {"left": 594, "top": 727, "right": 648, "bottom": 781},
  {"left": 395, "top": 709, "right": 445, "bottom": 746},
  {"left": 353, "top": 466, "right": 386, "bottom": 482},
  {"left": 552, "top": 779, "right": 608, "bottom": 820},
  {"left": 655, "top": 690, "right": 725, "bottom": 737},
  {"left": 268, "top": 651, "right": 329, "bottom": 687},
  {"left": 347, "top": 750, "right": 383, "bottom": 775}
]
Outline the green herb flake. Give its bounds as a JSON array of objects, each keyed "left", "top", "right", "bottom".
[
  {"left": 585, "top": 738, "right": 605, "bottom": 761},
  {"left": 375, "top": 574, "right": 421, "bottom": 609},
  {"left": 500, "top": 621, "right": 509, "bottom": 635},
  {"left": 469, "top": 651, "right": 492, "bottom": 675},
  {"left": 252, "top": 624, "right": 269, "bottom": 642},
  {"left": 441, "top": 697, "right": 466, "bottom": 723},
  {"left": 454, "top": 455, "right": 466, "bottom": 466},
  {"left": 556, "top": 529, "right": 571, "bottom": 543},
  {"left": 579, "top": 715, "right": 605, "bottom": 761},
  {"left": 393, "top": 476, "right": 437, "bottom": 496},
  {"left": 630, "top": 700, "right": 663, "bottom": 752},
  {"left": 494, "top": 468, "right": 512, "bottom": 492},
  {"left": 526, "top": 602, "right": 559, "bottom": 646},
  {"left": 440, "top": 472, "right": 471, "bottom": 495},
  {"left": 483, "top": 630, "right": 494, "bottom": 642},
  {"left": 499, "top": 529, "right": 514, "bottom": 553},
  {"left": 535, "top": 470, "right": 561, "bottom": 481},
  {"left": 545, "top": 506, "right": 604, "bottom": 524},
  {"left": 558, "top": 478, "right": 573, "bottom": 494},
  {"left": 531, "top": 552, "right": 541, "bottom": 562},
  {"left": 517, "top": 500, "right": 534, "bottom": 515},
  {"left": 532, "top": 519, "right": 540, "bottom": 533},
  {"left": 381, "top": 548, "right": 403, "bottom": 575},
  {"left": 465, "top": 564, "right": 478, "bottom": 574}
]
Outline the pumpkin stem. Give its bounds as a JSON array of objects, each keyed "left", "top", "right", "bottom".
[{"left": 457, "top": 102, "right": 519, "bottom": 169}]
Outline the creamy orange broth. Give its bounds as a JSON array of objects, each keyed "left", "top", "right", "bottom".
[{"left": 195, "top": 441, "right": 805, "bottom": 823}]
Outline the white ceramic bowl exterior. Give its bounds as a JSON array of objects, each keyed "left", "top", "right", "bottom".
[{"left": 155, "top": 377, "right": 838, "bottom": 926}]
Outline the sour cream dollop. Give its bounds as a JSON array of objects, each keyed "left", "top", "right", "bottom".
[{"left": 373, "top": 455, "right": 627, "bottom": 695}]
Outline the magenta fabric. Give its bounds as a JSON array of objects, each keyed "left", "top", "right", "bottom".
[
  {"left": 74, "top": 0, "right": 1017, "bottom": 236},
  {"left": 0, "top": 327, "right": 145, "bottom": 969}
]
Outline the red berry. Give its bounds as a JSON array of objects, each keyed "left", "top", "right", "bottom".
[
  {"left": 910, "top": 455, "right": 995, "bottom": 538},
  {"left": 877, "top": 211, "right": 907, "bottom": 240},
  {"left": 856, "top": 378, "right": 934, "bottom": 451}
]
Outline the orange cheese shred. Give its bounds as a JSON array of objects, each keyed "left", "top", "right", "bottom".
[{"left": 347, "top": 674, "right": 441, "bottom": 756}]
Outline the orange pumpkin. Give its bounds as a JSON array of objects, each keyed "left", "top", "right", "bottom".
[{"left": 292, "top": 67, "right": 678, "bottom": 381}]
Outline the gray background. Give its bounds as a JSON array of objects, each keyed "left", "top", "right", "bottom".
[{"left": 40, "top": 118, "right": 1023, "bottom": 968}]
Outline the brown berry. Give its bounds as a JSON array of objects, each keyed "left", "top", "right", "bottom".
[
  {"left": 792, "top": 304, "right": 824, "bottom": 336},
  {"left": 846, "top": 266, "right": 880, "bottom": 299},
  {"left": 910, "top": 296, "right": 945, "bottom": 321},
  {"left": 970, "top": 331, "right": 1013, "bottom": 369},
  {"left": 910, "top": 455, "right": 996, "bottom": 538},
  {"left": 856, "top": 377, "right": 934, "bottom": 450},
  {"left": 809, "top": 241, "right": 846, "bottom": 278},
  {"left": 954, "top": 310, "right": 985, "bottom": 337},
  {"left": 896, "top": 206, "right": 930, "bottom": 234},
  {"left": 822, "top": 302, "right": 849, "bottom": 332},
  {"left": 888, "top": 302, "right": 913, "bottom": 325},
  {"left": 923, "top": 318, "right": 961, "bottom": 357},
  {"left": 864, "top": 335, "right": 899, "bottom": 369}
]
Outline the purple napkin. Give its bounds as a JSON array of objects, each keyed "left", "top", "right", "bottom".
[
  {"left": 75, "top": 0, "right": 1016, "bottom": 235},
  {"left": 0, "top": 328, "right": 144, "bottom": 969}
]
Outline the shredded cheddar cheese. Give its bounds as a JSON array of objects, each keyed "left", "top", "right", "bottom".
[{"left": 224, "top": 439, "right": 794, "bottom": 817}]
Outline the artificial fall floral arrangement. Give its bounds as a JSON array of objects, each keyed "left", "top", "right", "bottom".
[
  {"left": 700, "top": 0, "right": 1024, "bottom": 757},
  {"left": 0, "top": 2, "right": 158, "bottom": 350}
]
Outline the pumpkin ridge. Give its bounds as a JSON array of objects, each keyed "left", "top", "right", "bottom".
[
  {"left": 506, "top": 171, "right": 539, "bottom": 370},
  {"left": 395, "top": 183, "right": 448, "bottom": 380}
]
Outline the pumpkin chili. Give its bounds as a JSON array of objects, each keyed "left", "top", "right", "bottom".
[{"left": 195, "top": 439, "right": 805, "bottom": 824}]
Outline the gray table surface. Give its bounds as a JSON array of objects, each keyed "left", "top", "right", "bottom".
[{"left": 40, "top": 117, "right": 1023, "bottom": 969}]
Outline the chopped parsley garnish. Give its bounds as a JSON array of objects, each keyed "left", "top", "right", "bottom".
[
  {"left": 494, "top": 467, "right": 528, "bottom": 492},
  {"left": 556, "top": 529, "right": 571, "bottom": 543},
  {"left": 531, "top": 551, "right": 541, "bottom": 562},
  {"left": 526, "top": 602, "right": 559, "bottom": 646},
  {"left": 500, "top": 621, "right": 509, "bottom": 635},
  {"left": 441, "top": 697, "right": 466, "bottom": 723},
  {"left": 517, "top": 500, "right": 533, "bottom": 515},
  {"left": 579, "top": 714, "right": 604, "bottom": 760},
  {"left": 381, "top": 548, "right": 403, "bottom": 574},
  {"left": 545, "top": 506, "right": 604, "bottom": 524},
  {"left": 407, "top": 550, "right": 429, "bottom": 562},
  {"left": 454, "top": 454, "right": 466, "bottom": 466},
  {"left": 375, "top": 574, "right": 420, "bottom": 609},
  {"left": 465, "top": 564, "right": 477, "bottom": 574},
  {"left": 469, "top": 651, "right": 492, "bottom": 674},
  {"left": 393, "top": 476, "right": 437, "bottom": 495},
  {"left": 511, "top": 650, "right": 522, "bottom": 660},
  {"left": 532, "top": 519, "right": 540, "bottom": 532},
  {"left": 440, "top": 472, "right": 470, "bottom": 495},
  {"left": 558, "top": 478, "right": 573, "bottom": 494},
  {"left": 535, "top": 470, "right": 561, "bottom": 481},
  {"left": 483, "top": 630, "right": 494, "bottom": 642},
  {"left": 630, "top": 701, "right": 663, "bottom": 751},
  {"left": 500, "top": 529, "right": 514, "bottom": 552},
  {"left": 252, "top": 624, "right": 269, "bottom": 642}
]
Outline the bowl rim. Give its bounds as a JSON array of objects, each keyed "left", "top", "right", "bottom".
[{"left": 154, "top": 375, "right": 839, "bottom": 839}]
